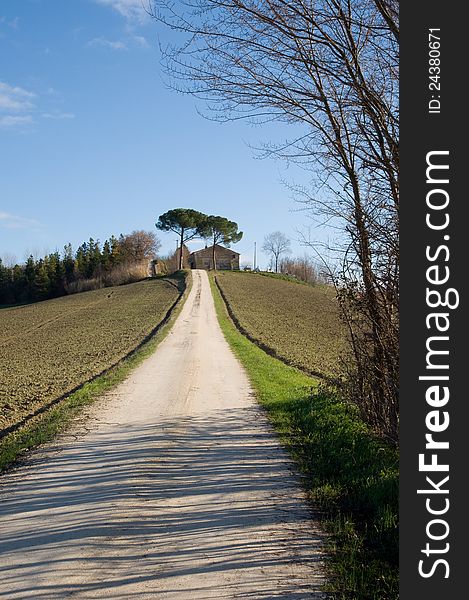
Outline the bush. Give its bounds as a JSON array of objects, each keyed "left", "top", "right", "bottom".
[
  {"left": 65, "top": 262, "right": 149, "bottom": 295},
  {"left": 102, "top": 261, "right": 149, "bottom": 286}
]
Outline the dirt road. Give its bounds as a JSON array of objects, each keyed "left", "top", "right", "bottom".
[{"left": 0, "top": 270, "right": 325, "bottom": 599}]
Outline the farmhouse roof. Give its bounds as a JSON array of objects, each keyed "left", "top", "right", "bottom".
[{"left": 190, "top": 244, "right": 240, "bottom": 256}]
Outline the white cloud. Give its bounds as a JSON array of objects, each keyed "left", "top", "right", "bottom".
[
  {"left": 0, "top": 115, "right": 33, "bottom": 128},
  {"left": 0, "top": 212, "right": 40, "bottom": 229},
  {"left": 94, "top": 0, "right": 149, "bottom": 23},
  {"left": 41, "top": 112, "right": 75, "bottom": 120},
  {"left": 0, "top": 81, "right": 74, "bottom": 130},
  {"left": 0, "top": 96, "right": 33, "bottom": 111},
  {"left": 0, "top": 81, "right": 36, "bottom": 112},
  {"left": 133, "top": 35, "right": 149, "bottom": 47},
  {"left": 0, "top": 82, "right": 34, "bottom": 98},
  {"left": 0, "top": 15, "right": 19, "bottom": 30},
  {"left": 0, "top": 81, "right": 35, "bottom": 128},
  {"left": 87, "top": 36, "right": 128, "bottom": 50}
]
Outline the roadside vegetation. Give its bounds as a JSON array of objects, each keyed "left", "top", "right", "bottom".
[
  {"left": 0, "top": 273, "right": 185, "bottom": 437},
  {"left": 210, "top": 275, "right": 398, "bottom": 600},
  {"left": 216, "top": 270, "right": 348, "bottom": 379}
]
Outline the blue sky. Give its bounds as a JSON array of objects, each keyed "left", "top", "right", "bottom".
[{"left": 0, "top": 0, "right": 330, "bottom": 268}]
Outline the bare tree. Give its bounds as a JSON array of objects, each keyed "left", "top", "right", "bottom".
[
  {"left": 262, "top": 232, "right": 291, "bottom": 273},
  {"left": 149, "top": 0, "right": 399, "bottom": 442},
  {"left": 0, "top": 252, "right": 17, "bottom": 268},
  {"left": 119, "top": 230, "right": 161, "bottom": 263}
]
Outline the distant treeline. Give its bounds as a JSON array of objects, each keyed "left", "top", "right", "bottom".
[{"left": 0, "top": 230, "right": 160, "bottom": 305}]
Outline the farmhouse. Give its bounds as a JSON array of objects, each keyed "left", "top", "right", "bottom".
[{"left": 189, "top": 244, "right": 240, "bottom": 270}]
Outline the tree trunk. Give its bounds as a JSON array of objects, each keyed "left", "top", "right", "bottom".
[
  {"left": 179, "top": 228, "right": 184, "bottom": 270},
  {"left": 212, "top": 240, "right": 217, "bottom": 271}
]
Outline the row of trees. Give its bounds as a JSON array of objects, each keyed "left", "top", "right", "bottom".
[
  {"left": 0, "top": 231, "right": 160, "bottom": 305},
  {"left": 156, "top": 208, "right": 243, "bottom": 270}
]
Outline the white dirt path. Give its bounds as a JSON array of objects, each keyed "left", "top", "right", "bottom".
[{"left": 0, "top": 269, "right": 326, "bottom": 599}]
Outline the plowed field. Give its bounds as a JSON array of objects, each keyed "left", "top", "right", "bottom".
[
  {"left": 0, "top": 277, "right": 182, "bottom": 431},
  {"left": 216, "top": 271, "right": 347, "bottom": 378}
]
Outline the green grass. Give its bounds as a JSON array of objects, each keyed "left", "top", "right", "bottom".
[
  {"left": 0, "top": 271, "right": 191, "bottom": 472},
  {"left": 210, "top": 274, "right": 398, "bottom": 600}
]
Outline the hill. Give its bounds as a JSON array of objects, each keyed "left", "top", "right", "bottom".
[{"left": 0, "top": 275, "right": 184, "bottom": 435}]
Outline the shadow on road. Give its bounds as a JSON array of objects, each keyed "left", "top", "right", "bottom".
[{"left": 0, "top": 406, "right": 325, "bottom": 598}]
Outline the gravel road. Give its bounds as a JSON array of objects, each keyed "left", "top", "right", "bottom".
[{"left": 0, "top": 269, "right": 326, "bottom": 599}]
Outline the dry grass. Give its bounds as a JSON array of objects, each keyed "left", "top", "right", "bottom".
[
  {"left": 216, "top": 271, "right": 348, "bottom": 379},
  {"left": 65, "top": 261, "right": 150, "bottom": 294}
]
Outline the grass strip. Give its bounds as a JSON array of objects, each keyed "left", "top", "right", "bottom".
[
  {"left": 0, "top": 271, "right": 192, "bottom": 472},
  {"left": 210, "top": 274, "right": 398, "bottom": 600}
]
